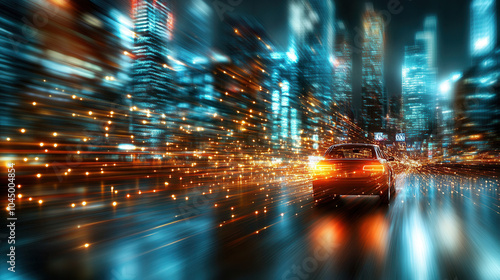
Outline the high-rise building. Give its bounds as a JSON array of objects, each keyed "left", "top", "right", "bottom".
[
  {"left": 131, "top": 0, "right": 172, "bottom": 146},
  {"left": 173, "top": 0, "right": 213, "bottom": 65},
  {"left": 171, "top": 0, "right": 216, "bottom": 117},
  {"left": 470, "top": 0, "right": 496, "bottom": 62},
  {"left": 213, "top": 16, "right": 275, "bottom": 155},
  {"left": 416, "top": 15, "right": 438, "bottom": 133},
  {"left": 361, "top": 3, "right": 385, "bottom": 135},
  {"left": 289, "top": 0, "right": 335, "bottom": 108},
  {"left": 402, "top": 44, "right": 430, "bottom": 141},
  {"left": 132, "top": 0, "right": 171, "bottom": 109},
  {"left": 416, "top": 16, "right": 437, "bottom": 68},
  {"left": 453, "top": 49, "right": 500, "bottom": 153},
  {"left": 333, "top": 20, "right": 353, "bottom": 116},
  {"left": 402, "top": 16, "right": 438, "bottom": 143},
  {"left": 269, "top": 52, "right": 301, "bottom": 151},
  {"left": 288, "top": 0, "right": 335, "bottom": 151}
]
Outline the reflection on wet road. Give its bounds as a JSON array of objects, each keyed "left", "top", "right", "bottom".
[{"left": 2, "top": 171, "right": 499, "bottom": 280}]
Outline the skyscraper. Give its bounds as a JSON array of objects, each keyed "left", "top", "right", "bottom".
[
  {"left": 131, "top": 0, "right": 172, "bottom": 146},
  {"left": 402, "top": 44, "right": 430, "bottom": 141},
  {"left": 416, "top": 15, "right": 438, "bottom": 132},
  {"left": 416, "top": 16, "right": 437, "bottom": 68},
  {"left": 132, "top": 0, "right": 171, "bottom": 109},
  {"left": 171, "top": 0, "right": 216, "bottom": 117},
  {"left": 213, "top": 16, "right": 275, "bottom": 155},
  {"left": 402, "top": 16, "right": 438, "bottom": 143},
  {"left": 453, "top": 50, "right": 500, "bottom": 152},
  {"left": 288, "top": 0, "right": 335, "bottom": 151},
  {"left": 173, "top": 0, "right": 213, "bottom": 65},
  {"left": 470, "top": 0, "right": 496, "bottom": 62},
  {"left": 269, "top": 52, "right": 301, "bottom": 151},
  {"left": 333, "top": 20, "right": 353, "bottom": 116},
  {"left": 289, "top": 0, "right": 335, "bottom": 108},
  {"left": 361, "top": 3, "right": 385, "bottom": 135}
]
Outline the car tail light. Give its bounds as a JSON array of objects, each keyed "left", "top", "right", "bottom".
[
  {"left": 313, "top": 164, "right": 335, "bottom": 178},
  {"left": 363, "top": 165, "right": 385, "bottom": 172}
]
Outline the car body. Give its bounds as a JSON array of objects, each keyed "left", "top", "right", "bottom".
[{"left": 312, "top": 143, "right": 396, "bottom": 204}]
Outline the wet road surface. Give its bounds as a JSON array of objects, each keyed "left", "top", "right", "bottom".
[{"left": 2, "top": 169, "right": 499, "bottom": 280}]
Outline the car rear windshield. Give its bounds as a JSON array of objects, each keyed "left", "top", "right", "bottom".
[{"left": 325, "top": 146, "right": 376, "bottom": 159}]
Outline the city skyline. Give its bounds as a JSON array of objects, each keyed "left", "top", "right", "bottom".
[
  {"left": 207, "top": 0, "right": 500, "bottom": 102},
  {"left": 0, "top": 1, "right": 499, "bottom": 279},
  {"left": 119, "top": 0, "right": 500, "bottom": 110}
]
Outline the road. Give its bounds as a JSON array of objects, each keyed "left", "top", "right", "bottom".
[{"left": 2, "top": 167, "right": 499, "bottom": 280}]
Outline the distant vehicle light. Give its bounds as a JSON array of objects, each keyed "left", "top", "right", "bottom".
[{"left": 118, "top": 144, "right": 136, "bottom": 150}]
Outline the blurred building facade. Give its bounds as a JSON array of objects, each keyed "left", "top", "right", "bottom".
[
  {"left": 402, "top": 16, "right": 438, "bottom": 153},
  {"left": 131, "top": 0, "right": 172, "bottom": 147},
  {"left": 361, "top": 3, "right": 386, "bottom": 136},
  {"left": 453, "top": 50, "right": 500, "bottom": 153},
  {"left": 470, "top": 0, "right": 497, "bottom": 63},
  {"left": 269, "top": 52, "right": 302, "bottom": 152},
  {"left": 288, "top": 0, "right": 335, "bottom": 151},
  {"left": 211, "top": 16, "right": 276, "bottom": 157},
  {"left": 333, "top": 20, "right": 353, "bottom": 117}
]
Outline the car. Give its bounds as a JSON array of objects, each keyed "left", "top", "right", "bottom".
[{"left": 312, "top": 143, "right": 396, "bottom": 204}]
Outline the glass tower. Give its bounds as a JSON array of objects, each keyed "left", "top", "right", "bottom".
[
  {"left": 132, "top": 0, "right": 171, "bottom": 109},
  {"left": 402, "top": 16, "right": 438, "bottom": 142},
  {"left": 333, "top": 20, "right": 353, "bottom": 116},
  {"left": 361, "top": 3, "right": 385, "bottom": 135},
  {"left": 470, "top": 0, "right": 496, "bottom": 61},
  {"left": 131, "top": 0, "right": 172, "bottom": 147}
]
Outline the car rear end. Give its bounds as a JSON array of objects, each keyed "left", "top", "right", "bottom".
[{"left": 312, "top": 145, "right": 390, "bottom": 202}]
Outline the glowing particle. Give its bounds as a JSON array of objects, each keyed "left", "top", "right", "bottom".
[
  {"left": 84, "top": 243, "right": 90, "bottom": 248},
  {"left": 36, "top": 174, "right": 41, "bottom": 178},
  {"left": 112, "top": 201, "right": 117, "bottom": 206},
  {"left": 38, "top": 200, "right": 43, "bottom": 204},
  {"left": 82, "top": 201, "right": 87, "bottom": 206}
]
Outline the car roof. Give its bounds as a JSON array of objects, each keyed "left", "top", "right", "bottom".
[{"left": 329, "top": 143, "right": 378, "bottom": 148}]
